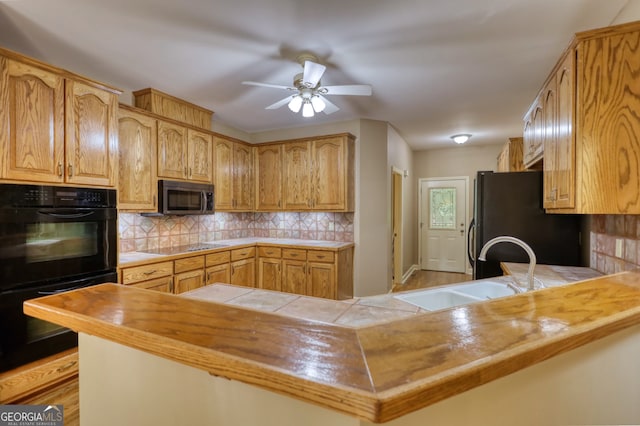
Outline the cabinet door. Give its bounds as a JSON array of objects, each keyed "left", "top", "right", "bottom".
[
  {"left": 312, "top": 137, "right": 346, "bottom": 210},
  {"left": 258, "top": 257, "right": 281, "bottom": 291},
  {"left": 283, "top": 142, "right": 312, "bottom": 210},
  {"left": 307, "top": 261, "right": 336, "bottom": 299},
  {"left": 65, "top": 80, "right": 118, "bottom": 187},
  {"left": 281, "top": 259, "right": 307, "bottom": 295},
  {"left": 0, "top": 58, "right": 65, "bottom": 183},
  {"left": 230, "top": 258, "right": 255, "bottom": 287},
  {"left": 118, "top": 109, "right": 157, "bottom": 211},
  {"left": 174, "top": 269, "right": 205, "bottom": 294},
  {"left": 157, "top": 121, "right": 188, "bottom": 180},
  {"left": 255, "top": 144, "right": 283, "bottom": 211},
  {"left": 554, "top": 53, "right": 575, "bottom": 209},
  {"left": 524, "top": 102, "right": 544, "bottom": 168},
  {"left": 206, "top": 263, "right": 231, "bottom": 285},
  {"left": 187, "top": 129, "right": 212, "bottom": 183},
  {"left": 213, "top": 136, "right": 234, "bottom": 210},
  {"left": 233, "top": 142, "right": 254, "bottom": 210},
  {"left": 542, "top": 86, "right": 557, "bottom": 208}
]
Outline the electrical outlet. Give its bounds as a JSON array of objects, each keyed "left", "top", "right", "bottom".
[{"left": 615, "top": 238, "right": 624, "bottom": 258}]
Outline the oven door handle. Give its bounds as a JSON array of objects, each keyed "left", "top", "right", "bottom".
[
  {"left": 37, "top": 284, "right": 91, "bottom": 295},
  {"left": 38, "top": 210, "right": 95, "bottom": 219}
]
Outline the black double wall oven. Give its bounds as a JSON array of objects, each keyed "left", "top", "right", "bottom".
[{"left": 0, "top": 184, "right": 117, "bottom": 372}]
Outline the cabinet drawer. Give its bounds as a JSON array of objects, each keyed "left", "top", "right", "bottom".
[
  {"left": 129, "top": 276, "right": 173, "bottom": 293},
  {"left": 206, "top": 250, "right": 230, "bottom": 267},
  {"left": 307, "top": 250, "right": 334, "bottom": 263},
  {"left": 231, "top": 247, "right": 256, "bottom": 261},
  {"left": 258, "top": 246, "right": 282, "bottom": 258},
  {"left": 174, "top": 255, "right": 205, "bottom": 273},
  {"left": 0, "top": 348, "right": 78, "bottom": 403},
  {"left": 121, "top": 261, "right": 173, "bottom": 284},
  {"left": 282, "top": 248, "right": 307, "bottom": 261}
]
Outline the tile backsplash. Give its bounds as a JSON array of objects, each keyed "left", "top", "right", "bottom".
[
  {"left": 590, "top": 215, "right": 640, "bottom": 274},
  {"left": 118, "top": 212, "right": 354, "bottom": 253}
]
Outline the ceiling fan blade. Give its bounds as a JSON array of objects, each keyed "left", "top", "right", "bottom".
[
  {"left": 317, "top": 95, "right": 340, "bottom": 115},
  {"left": 321, "top": 84, "right": 372, "bottom": 96},
  {"left": 242, "top": 81, "right": 293, "bottom": 91},
  {"left": 302, "top": 61, "right": 326, "bottom": 88},
  {"left": 265, "top": 96, "right": 293, "bottom": 110}
]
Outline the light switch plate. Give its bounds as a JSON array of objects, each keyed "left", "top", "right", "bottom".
[{"left": 615, "top": 238, "right": 624, "bottom": 258}]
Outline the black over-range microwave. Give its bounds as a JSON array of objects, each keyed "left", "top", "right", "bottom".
[{"left": 150, "top": 180, "right": 215, "bottom": 216}]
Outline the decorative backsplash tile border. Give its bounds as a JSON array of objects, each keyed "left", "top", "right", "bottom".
[
  {"left": 590, "top": 215, "right": 640, "bottom": 274},
  {"left": 118, "top": 212, "right": 354, "bottom": 253}
]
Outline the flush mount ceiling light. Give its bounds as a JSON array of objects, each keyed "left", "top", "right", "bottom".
[
  {"left": 451, "top": 134, "right": 472, "bottom": 144},
  {"left": 242, "top": 52, "right": 372, "bottom": 118}
]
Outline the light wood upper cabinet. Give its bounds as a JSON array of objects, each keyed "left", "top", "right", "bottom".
[
  {"left": 543, "top": 50, "right": 574, "bottom": 210},
  {"left": 233, "top": 142, "right": 254, "bottom": 210},
  {"left": 281, "top": 134, "right": 355, "bottom": 212},
  {"left": 213, "top": 135, "right": 253, "bottom": 211},
  {"left": 0, "top": 50, "right": 120, "bottom": 187},
  {"left": 255, "top": 144, "right": 283, "bottom": 211},
  {"left": 283, "top": 142, "right": 313, "bottom": 210},
  {"left": 117, "top": 107, "right": 157, "bottom": 211},
  {"left": 534, "top": 21, "right": 640, "bottom": 213},
  {"left": 496, "top": 137, "right": 524, "bottom": 172},
  {"left": 187, "top": 129, "right": 213, "bottom": 183},
  {"left": 523, "top": 100, "right": 544, "bottom": 169},
  {"left": 65, "top": 80, "right": 118, "bottom": 187},
  {"left": 0, "top": 58, "right": 65, "bottom": 182},
  {"left": 157, "top": 121, "right": 188, "bottom": 180}
]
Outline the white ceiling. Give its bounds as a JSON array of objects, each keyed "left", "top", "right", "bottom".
[{"left": 0, "top": 0, "right": 631, "bottom": 150}]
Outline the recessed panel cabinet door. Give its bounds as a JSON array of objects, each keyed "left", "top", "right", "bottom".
[
  {"left": 312, "top": 137, "right": 346, "bottom": 210},
  {"left": 307, "top": 261, "right": 336, "bottom": 299},
  {"left": 282, "top": 259, "right": 307, "bottom": 295},
  {"left": 0, "top": 58, "right": 65, "bottom": 182},
  {"left": 65, "top": 80, "right": 118, "bottom": 187},
  {"left": 258, "top": 257, "right": 281, "bottom": 291},
  {"left": 230, "top": 258, "right": 255, "bottom": 288},
  {"left": 118, "top": 109, "right": 157, "bottom": 211},
  {"left": 157, "top": 121, "right": 187, "bottom": 180},
  {"left": 233, "top": 142, "right": 254, "bottom": 210},
  {"left": 283, "top": 142, "right": 312, "bottom": 210},
  {"left": 213, "top": 136, "right": 234, "bottom": 210},
  {"left": 187, "top": 129, "right": 212, "bottom": 183},
  {"left": 255, "top": 144, "right": 283, "bottom": 211}
]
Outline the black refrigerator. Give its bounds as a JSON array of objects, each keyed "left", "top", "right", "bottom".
[{"left": 468, "top": 170, "right": 582, "bottom": 280}]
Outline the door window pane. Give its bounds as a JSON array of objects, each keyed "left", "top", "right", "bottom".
[{"left": 429, "top": 188, "right": 455, "bottom": 229}]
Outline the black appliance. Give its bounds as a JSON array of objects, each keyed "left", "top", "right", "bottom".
[
  {"left": 0, "top": 184, "right": 117, "bottom": 372},
  {"left": 148, "top": 180, "right": 214, "bottom": 216},
  {"left": 468, "top": 171, "right": 582, "bottom": 280}
]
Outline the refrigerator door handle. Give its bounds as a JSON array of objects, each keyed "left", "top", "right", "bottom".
[{"left": 467, "top": 218, "right": 476, "bottom": 267}]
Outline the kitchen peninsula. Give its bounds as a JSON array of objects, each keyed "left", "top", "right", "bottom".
[{"left": 24, "top": 271, "right": 640, "bottom": 425}]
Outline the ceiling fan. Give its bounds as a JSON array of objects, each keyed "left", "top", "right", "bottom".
[{"left": 242, "top": 53, "right": 372, "bottom": 117}]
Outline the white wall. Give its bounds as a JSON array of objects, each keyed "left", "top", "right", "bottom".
[{"left": 611, "top": 0, "right": 640, "bottom": 24}]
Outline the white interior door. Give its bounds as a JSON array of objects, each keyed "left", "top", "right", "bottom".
[{"left": 420, "top": 178, "right": 468, "bottom": 273}]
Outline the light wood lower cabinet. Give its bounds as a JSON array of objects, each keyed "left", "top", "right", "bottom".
[
  {"left": 206, "top": 251, "right": 231, "bottom": 285},
  {"left": 0, "top": 349, "right": 79, "bottom": 425},
  {"left": 120, "top": 243, "right": 353, "bottom": 299}
]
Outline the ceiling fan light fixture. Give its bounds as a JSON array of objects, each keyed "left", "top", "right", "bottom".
[
  {"left": 302, "top": 101, "right": 314, "bottom": 117},
  {"left": 310, "top": 95, "right": 325, "bottom": 113},
  {"left": 288, "top": 95, "right": 303, "bottom": 113},
  {"left": 451, "top": 134, "right": 472, "bottom": 144}
]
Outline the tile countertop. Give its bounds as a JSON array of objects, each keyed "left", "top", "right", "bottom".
[
  {"left": 501, "top": 262, "right": 603, "bottom": 288},
  {"left": 24, "top": 271, "right": 640, "bottom": 423},
  {"left": 118, "top": 237, "right": 354, "bottom": 265}
]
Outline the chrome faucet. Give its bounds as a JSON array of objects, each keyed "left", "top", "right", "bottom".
[{"left": 478, "top": 236, "right": 537, "bottom": 292}]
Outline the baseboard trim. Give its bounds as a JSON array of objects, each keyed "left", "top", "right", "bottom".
[{"left": 402, "top": 264, "right": 420, "bottom": 284}]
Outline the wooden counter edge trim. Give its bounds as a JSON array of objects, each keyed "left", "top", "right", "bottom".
[
  {"left": 369, "top": 307, "right": 640, "bottom": 422},
  {"left": 22, "top": 297, "right": 382, "bottom": 422}
]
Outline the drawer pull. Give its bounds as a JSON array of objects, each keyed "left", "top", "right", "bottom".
[
  {"left": 57, "top": 361, "right": 77, "bottom": 373},
  {"left": 290, "top": 253, "right": 298, "bottom": 257},
  {"left": 316, "top": 255, "right": 325, "bottom": 259},
  {"left": 143, "top": 270, "right": 157, "bottom": 275}
]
